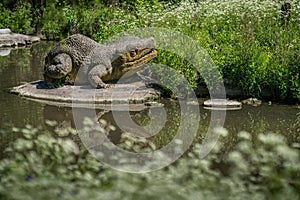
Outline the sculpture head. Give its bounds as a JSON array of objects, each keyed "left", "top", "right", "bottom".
[
  {"left": 111, "top": 37, "right": 157, "bottom": 75},
  {"left": 43, "top": 53, "right": 73, "bottom": 87}
]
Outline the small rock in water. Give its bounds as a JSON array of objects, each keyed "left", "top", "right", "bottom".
[
  {"left": 203, "top": 99, "right": 242, "bottom": 110},
  {"left": 0, "top": 49, "right": 11, "bottom": 56},
  {"left": 241, "top": 98, "right": 262, "bottom": 106},
  {"left": 0, "top": 28, "right": 12, "bottom": 34}
]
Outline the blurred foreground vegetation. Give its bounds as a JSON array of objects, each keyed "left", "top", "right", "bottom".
[
  {"left": 0, "top": 116, "right": 300, "bottom": 199},
  {"left": 0, "top": 0, "right": 299, "bottom": 101}
]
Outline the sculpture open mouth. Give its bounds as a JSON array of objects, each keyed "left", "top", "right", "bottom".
[{"left": 118, "top": 48, "right": 157, "bottom": 71}]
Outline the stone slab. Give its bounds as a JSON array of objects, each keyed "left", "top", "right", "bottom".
[
  {"left": 203, "top": 99, "right": 242, "bottom": 110},
  {"left": 0, "top": 31, "right": 40, "bottom": 48},
  {"left": 10, "top": 80, "right": 162, "bottom": 105},
  {"left": 0, "top": 29, "right": 12, "bottom": 34}
]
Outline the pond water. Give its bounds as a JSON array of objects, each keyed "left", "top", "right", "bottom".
[{"left": 0, "top": 42, "right": 299, "bottom": 158}]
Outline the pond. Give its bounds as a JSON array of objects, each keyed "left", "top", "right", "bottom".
[{"left": 0, "top": 42, "right": 299, "bottom": 159}]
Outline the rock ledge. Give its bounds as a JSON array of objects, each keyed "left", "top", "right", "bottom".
[
  {"left": 0, "top": 29, "right": 40, "bottom": 48},
  {"left": 10, "top": 80, "right": 162, "bottom": 104}
]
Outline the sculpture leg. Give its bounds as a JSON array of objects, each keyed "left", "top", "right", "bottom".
[{"left": 88, "top": 65, "right": 110, "bottom": 88}]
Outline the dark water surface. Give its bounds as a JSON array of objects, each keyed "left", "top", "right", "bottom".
[{"left": 0, "top": 42, "right": 299, "bottom": 157}]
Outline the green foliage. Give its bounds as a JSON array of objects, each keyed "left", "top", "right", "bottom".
[
  {"left": 0, "top": 121, "right": 300, "bottom": 199},
  {"left": 0, "top": 2, "right": 32, "bottom": 34},
  {"left": 152, "top": 0, "right": 299, "bottom": 101},
  {"left": 41, "top": 4, "right": 68, "bottom": 40},
  {"left": 119, "top": 0, "right": 160, "bottom": 10},
  {"left": 51, "top": 74, "right": 72, "bottom": 88}
]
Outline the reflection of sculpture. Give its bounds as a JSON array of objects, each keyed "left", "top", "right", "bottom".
[
  {"left": 43, "top": 105, "right": 74, "bottom": 131},
  {"left": 44, "top": 34, "right": 157, "bottom": 88},
  {"left": 43, "top": 105, "right": 152, "bottom": 144}
]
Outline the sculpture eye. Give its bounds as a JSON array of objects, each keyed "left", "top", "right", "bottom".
[{"left": 130, "top": 51, "right": 136, "bottom": 57}]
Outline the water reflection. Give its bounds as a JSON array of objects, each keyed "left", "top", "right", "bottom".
[
  {"left": 0, "top": 41, "right": 53, "bottom": 129},
  {"left": 42, "top": 101, "right": 299, "bottom": 147},
  {"left": 44, "top": 103, "right": 178, "bottom": 145}
]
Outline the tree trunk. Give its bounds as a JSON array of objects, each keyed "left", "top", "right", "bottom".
[{"left": 102, "top": 0, "right": 120, "bottom": 6}]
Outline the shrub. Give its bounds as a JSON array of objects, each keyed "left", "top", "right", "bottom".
[
  {"left": 0, "top": 120, "right": 300, "bottom": 199},
  {"left": 0, "top": 2, "right": 32, "bottom": 34}
]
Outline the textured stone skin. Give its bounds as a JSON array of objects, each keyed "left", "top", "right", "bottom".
[{"left": 44, "top": 34, "right": 157, "bottom": 88}]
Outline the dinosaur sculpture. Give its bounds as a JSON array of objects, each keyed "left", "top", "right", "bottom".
[{"left": 44, "top": 34, "right": 157, "bottom": 88}]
